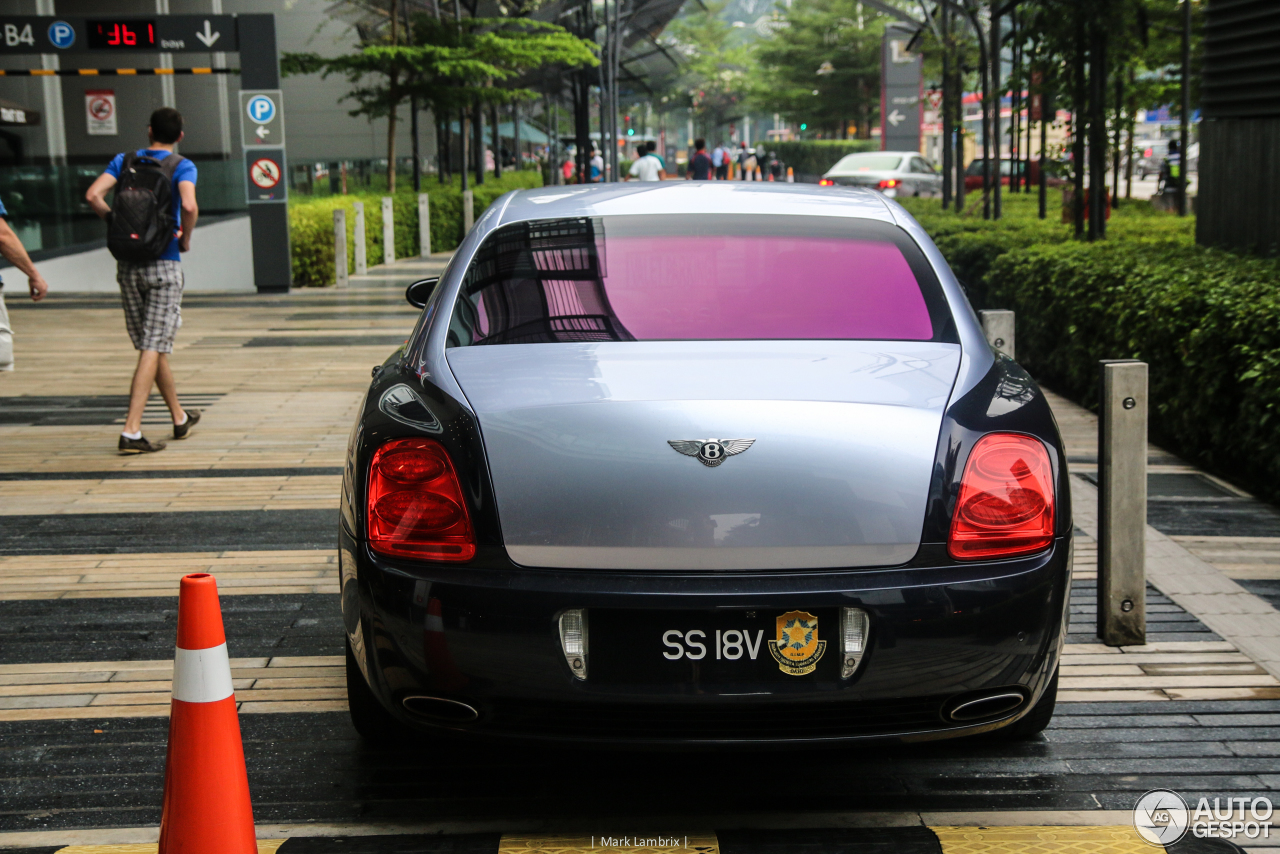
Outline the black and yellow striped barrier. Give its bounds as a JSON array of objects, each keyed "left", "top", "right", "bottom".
[{"left": 0, "top": 68, "right": 237, "bottom": 76}]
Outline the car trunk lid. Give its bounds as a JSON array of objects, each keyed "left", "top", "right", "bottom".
[{"left": 447, "top": 340, "right": 960, "bottom": 570}]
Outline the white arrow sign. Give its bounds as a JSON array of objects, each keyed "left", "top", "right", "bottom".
[
  {"left": 256, "top": 125, "right": 270, "bottom": 137},
  {"left": 195, "top": 20, "right": 221, "bottom": 48},
  {"left": 888, "top": 109, "right": 905, "bottom": 127}
]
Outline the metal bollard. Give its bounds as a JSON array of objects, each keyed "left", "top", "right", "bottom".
[
  {"left": 462, "top": 190, "right": 474, "bottom": 233},
  {"left": 381, "top": 197, "right": 394, "bottom": 266},
  {"left": 353, "top": 202, "right": 367, "bottom": 276},
  {"left": 979, "top": 309, "right": 1016, "bottom": 359},
  {"left": 418, "top": 194, "right": 431, "bottom": 258},
  {"left": 333, "top": 209, "right": 348, "bottom": 289},
  {"left": 1097, "top": 360, "right": 1148, "bottom": 647}
]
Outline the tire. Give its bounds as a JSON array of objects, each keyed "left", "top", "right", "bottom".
[
  {"left": 346, "top": 638, "right": 416, "bottom": 744},
  {"left": 1001, "top": 667, "right": 1058, "bottom": 740}
]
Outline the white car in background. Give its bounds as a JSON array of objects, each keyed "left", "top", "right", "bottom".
[{"left": 819, "top": 151, "right": 941, "bottom": 198}]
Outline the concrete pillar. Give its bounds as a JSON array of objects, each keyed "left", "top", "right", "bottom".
[
  {"left": 418, "top": 194, "right": 431, "bottom": 258},
  {"left": 156, "top": 0, "right": 176, "bottom": 108},
  {"left": 462, "top": 190, "right": 474, "bottom": 234},
  {"left": 211, "top": 0, "right": 231, "bottom": 157},
  {"left": 333, "top": 209, "right": 348, "bottom": 288},
  {"left": 353, "top": 202, "right": 367, "bottom": 275},
  {"left": 979, "top": 309, "right": 1016, "bottom": 359},
  {"left": 381, "top": 197, "right": 394, "bottom": 266},
  {"left": 1098, "top": 360, "right": 1148, "bottom": 647},
  {"left": 36, "top": 0, "right": 66, "bottom": 166}
]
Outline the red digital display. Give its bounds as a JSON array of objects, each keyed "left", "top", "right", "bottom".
[{"left": 86, "top": 20, "right": 157, "bottom": 50}]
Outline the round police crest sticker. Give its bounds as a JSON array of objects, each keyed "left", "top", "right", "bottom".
[{"left": 1133, "top": 789, "right": 1189, "bottom": 846}]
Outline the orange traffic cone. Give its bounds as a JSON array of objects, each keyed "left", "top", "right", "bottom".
[{"left": 159, "top": 573, "right": 256, "bottom": 854}]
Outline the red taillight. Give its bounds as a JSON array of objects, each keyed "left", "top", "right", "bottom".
[
  {"left": 819, "top": 178, "right": 835, "bottom": 186},
  {"left": 878, "top": 179, "right": 898, "bottom": 189},
  {"left": 947, "top": 433, "right": 1054, "bottom": 560},
  {"left": 367, "top": 438, "right": 476, "bottom": 561}
]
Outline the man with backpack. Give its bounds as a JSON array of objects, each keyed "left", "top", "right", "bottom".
[{"left": 84, "top": 107, "right": 199, "bottom": 454}]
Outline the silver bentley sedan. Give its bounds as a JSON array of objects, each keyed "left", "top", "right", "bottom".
[{"left": 340, "top": 182, "right": 1072, "bottom": 746}]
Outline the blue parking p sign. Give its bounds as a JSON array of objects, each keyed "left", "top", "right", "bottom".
[
  {"left": 47, "top": 21, "right": 75, "bottom": 49},
  {"left": 246, "top": 95, "right": 275, "bottom": 124}
]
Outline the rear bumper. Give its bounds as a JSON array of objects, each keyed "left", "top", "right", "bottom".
[{"left": 341, "top": 529, "right": 1071, "bottom": 745}]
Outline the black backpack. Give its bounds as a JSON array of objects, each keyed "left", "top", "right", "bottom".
[{"left": 107, "top": 151, "right": 184, "bottom": 263}]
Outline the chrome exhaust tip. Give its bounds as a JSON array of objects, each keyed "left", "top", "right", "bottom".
[
  {"left": 945, "top": 690, "right": 1027, "bottom": 722},
  {"left": 402, "top": 695, "right": 480, "bottom": 723}
]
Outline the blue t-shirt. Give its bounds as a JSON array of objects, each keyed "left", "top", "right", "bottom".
[
  {"left": 105, "top": 149, "right": 197, "bottom": 261},
  {"left": 0, "top": 194, "right": 7, "bottom": 217}
]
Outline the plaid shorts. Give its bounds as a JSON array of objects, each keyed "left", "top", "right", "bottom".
[{"left": 118, "top": 260, "right": 183, "bottom": 354}]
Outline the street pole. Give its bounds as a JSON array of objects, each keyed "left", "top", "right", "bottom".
[{"left": 1179, "top": 0, "right": 1191, "bottom": 217}]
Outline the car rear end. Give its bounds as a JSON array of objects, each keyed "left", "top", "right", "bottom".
[{"left": 340, "top": 185, "right": 1072, "bottom": 745}]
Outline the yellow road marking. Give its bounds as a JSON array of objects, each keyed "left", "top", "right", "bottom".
[
  {"left": 499, "top": 835, "right": 718, "bottom": 854},
  {"left": 932, "top": 826, "right": 1150, "bottom": 853}
]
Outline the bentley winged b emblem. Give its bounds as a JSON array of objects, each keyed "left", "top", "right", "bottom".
[{"left": 667, "top": 438, "right": 755, "bottom": 467}]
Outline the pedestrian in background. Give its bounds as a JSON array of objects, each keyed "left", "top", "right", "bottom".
[
  {"left": 712, "top": 142, "right": 728, "bottom": 180},
  {"left": 85, "top": 107, "right": 200, "bottom": 454},
  {"left": 590, "top": 145, "right": 604, "bottom": 182},
  {"left": 626, "top": 144, "right": 666, "bottom": 182},
  {"left": 0, "top": 197, "right": 50, "bottom": 371},
  {"left": 645, "top": 140, "right": 665, "bottom": 171},
  {"left": 687, "top": 139, "right": 713, "bottom": 181}
]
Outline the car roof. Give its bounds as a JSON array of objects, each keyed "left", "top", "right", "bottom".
[{"left": 498, "top": 182, "right": 896, "bottom": 226}]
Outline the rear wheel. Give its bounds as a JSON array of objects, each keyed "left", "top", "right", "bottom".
[
  {"left": 346, "top": 638, "right": 415, "bottom": 744},
  {"left": 1001, "top": 667, "right": 1058, "bottom": 740}
]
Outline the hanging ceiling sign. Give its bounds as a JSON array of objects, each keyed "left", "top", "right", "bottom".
[
  {"left": 0, "top": 16, "right": 238, "bottom": 54},
  {"left": 880, "top": 22, "right": 922, "bottom": 153}
]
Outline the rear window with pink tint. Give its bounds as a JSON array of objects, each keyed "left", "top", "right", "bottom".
[{"left": 447, "top": 215, "right": 953, "bottom": 346}]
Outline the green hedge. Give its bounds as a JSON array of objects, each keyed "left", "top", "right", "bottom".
[
  {"left": 766, "top": 140, "right": 878, "bottom": 177},
  {"left": 901, "top": 195, "right": 1280, "bottom": 502},
  {"left": 288, "top": 170, "right": 543, "bottom": 288}
]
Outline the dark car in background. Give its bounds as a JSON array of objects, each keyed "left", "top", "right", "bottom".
[
  {"left": 963, "top": 158, "right": 1067, "bottom": 190},
  {"left": 340, "top": 182, "right": 1073, "bottom": 747}
]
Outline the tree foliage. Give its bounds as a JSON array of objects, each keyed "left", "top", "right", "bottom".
[{"left": 751, "top": 0, "right": 887, "bottom": 138}]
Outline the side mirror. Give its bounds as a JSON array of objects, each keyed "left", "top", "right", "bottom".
[{"left": 406, "top": 277, "right": 440, "bottom": 308}]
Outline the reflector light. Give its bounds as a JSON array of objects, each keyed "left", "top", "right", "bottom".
[
  {"left": 559, "top": 609, "right": 588, "bottom": 680},
  {"left": 878, "top": 179, "right": 898, "bottom": 189},
  {"left": 367, "top": 438, "right": 475, "bottom": 561},
  {"left": 819, "top": 178, "right": 835, "bottom": 186},
  {"left": 948, "top": 433, "right": 1055, "bottom": 560},
  {"left": 840, "top": 607, "right": 869, "bottom": 679}
]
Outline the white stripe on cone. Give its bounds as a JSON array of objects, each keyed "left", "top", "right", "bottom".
[{"left": 172, "top": 642, "right": 235, "bottom": 703}]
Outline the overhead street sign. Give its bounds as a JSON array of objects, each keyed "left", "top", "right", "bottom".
[
  {"left": 245, "top": 148, "right": 287, "bottom": 204},
  {"left": 880, "top": 23, "right": 922, "bottom": 153},
  {"left": 240, "top": 90, "right": 284, "bottom": 148},
  {"left": 0, "top": 16, "right": 238, "bottom": 54}
]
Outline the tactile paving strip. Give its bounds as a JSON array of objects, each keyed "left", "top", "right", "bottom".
[{"left": 931, "top": 826, "right": 1150, "bottom": 854}]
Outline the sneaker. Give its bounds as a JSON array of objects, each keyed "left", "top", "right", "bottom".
[
  {"left": 119, "top": 435, "right": 166, "bottom": 454},
  {"left": 173, "top": 408, "right": 201, "bottom": 440}
]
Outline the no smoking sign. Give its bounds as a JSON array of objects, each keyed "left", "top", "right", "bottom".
[
  {"left": 84, "top": 88, "right": 116, "bottom": 136},
  {"left": 244, "top": 149, "right": 286, "bottom": 203}
]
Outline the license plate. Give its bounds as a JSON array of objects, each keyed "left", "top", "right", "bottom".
[{"left": 590, "top": 608, "right": 838, "bottom": 684}]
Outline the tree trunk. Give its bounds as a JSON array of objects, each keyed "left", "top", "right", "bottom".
[
  {"left": 491, "top": 101, "right": 501, "bottom": 178},
  {"left": 387, "top": 0, "right": 400, "bottom": 194},
  {"left": 1072, "top": 7, "right": 1086, "bottom": 239},
  {"left": 387, "top": 80, "right": 398, "bottom": 194}
]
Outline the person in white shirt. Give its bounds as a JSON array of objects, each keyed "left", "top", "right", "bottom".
[
  {"left": 712, "top": 143, "right": 728, "bottom": 179},
  {"left": 626, "top": 145, "right": 666, "bottom": 182}
]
